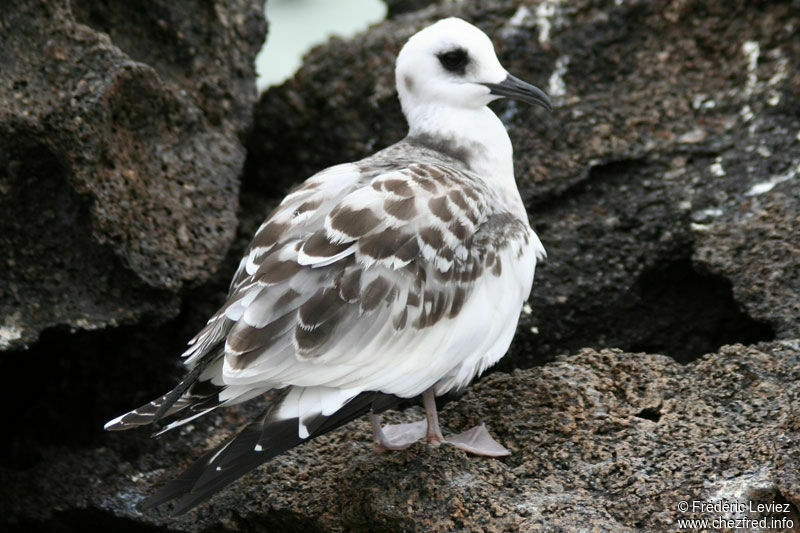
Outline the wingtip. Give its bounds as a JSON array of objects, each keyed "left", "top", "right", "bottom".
[
  {"left": 103, "top": 414, "right": 125, "bottom": 431},
  {"left": 139, "top": 393, "right": 398, "bottom": 515}
]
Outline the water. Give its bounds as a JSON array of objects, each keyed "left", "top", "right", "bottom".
[{"left": 255, "top": 0, "right": 387, "bottom": 92}]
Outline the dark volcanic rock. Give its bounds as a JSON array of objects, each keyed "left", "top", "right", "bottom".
[
  {"left": 70, "top": 0, "right": 266, "bottom": 139},
  {"left": 2, "top": 344, "right": 798, "bottom": 531},
  {"left": 385, "top": 0, "right": 440, "bottom": 18},
  {"left": 0, "top": 0, "right": 265, "bottom": 348},
  {"left": 3, "top": 0, "right": 800, "bottom": 531},
  {"left": 694, "top": 186, "right": 800, "bottom": 339}
]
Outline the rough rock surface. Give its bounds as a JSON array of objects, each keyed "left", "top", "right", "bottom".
[
  {"left": 2, "top": 344, "right": 798, "bottom": 531},
  {"left": 0, "top": 0, "right": 265, "bottom": 348},
  {"left": 694, "top": 187, "right": 800, "bottom": 340},
  {"left": 2, "top": 0, "right": 800, "bottom": 531}
]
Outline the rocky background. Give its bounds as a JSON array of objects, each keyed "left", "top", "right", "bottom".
[{"left": 1, "top": 0, "right": 799, "bottom": 531}]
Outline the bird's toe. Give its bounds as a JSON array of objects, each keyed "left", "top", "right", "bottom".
[
  {"left": 443, "top": 423, "right": 511, "bottom": 457},
  {"left": 373, "top": 420, "right": 427, "bottom": 452}
]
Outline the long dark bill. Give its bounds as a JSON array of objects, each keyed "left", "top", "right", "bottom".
[{"left": 483, "top": 74, "right": 553, "bottom": 111}]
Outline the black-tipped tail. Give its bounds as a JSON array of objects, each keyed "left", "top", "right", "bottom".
[{"left": 143, "top": 392, "right": 399, "bottom": 515}]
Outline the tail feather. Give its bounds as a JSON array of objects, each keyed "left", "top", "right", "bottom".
[
  {"left": 143, "top": 392, "right": 400, "bottom": 515},
  {"left": 152, "top": 354, "right": 216, "bottom": 422},
  {"left": 151, "top": 395, "right": 226, "bottom": 436},
  {"left": 104, "top": 394, "right": 200, "bottom": 431},
  {"left": 141, "top": 416, "right": 271, "bottom": 511},
  {"left": 105, "top": 352, "right": 221, "bottom": 432}
]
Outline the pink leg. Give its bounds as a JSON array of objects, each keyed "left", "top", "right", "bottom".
[{"left": 422, "top": 388, "right": 444, "bottom": 442}]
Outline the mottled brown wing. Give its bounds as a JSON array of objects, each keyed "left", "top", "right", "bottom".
[{"left": 182, "top": 160, "right": 536, "bottom": 398}]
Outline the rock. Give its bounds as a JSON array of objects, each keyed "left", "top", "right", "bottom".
[
  {"left": 0, "top": 0, "right": 265, "bottom": 348},
  {"left": 384, "top": 0, "right": 440, "bottom": 18},
  {"left": 69, "top": 0, "right": 266, "bottom": 139},
  {"left": 2, "top": 344, "right": 797, "bottom": 531},
  {"left": 694, "top": 186, "right": 800, "bottom": 339},
  {"left": 3, "top": 0, "right": 800, "bottom": 531}
]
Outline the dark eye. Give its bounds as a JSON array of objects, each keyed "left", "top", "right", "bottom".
[{"left": 437, "top": 48, "right": 469, "bottom": 75}]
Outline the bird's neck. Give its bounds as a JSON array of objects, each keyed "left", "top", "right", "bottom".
[{"left": 404, "top": 104, "right": 526, "bottom": 218}]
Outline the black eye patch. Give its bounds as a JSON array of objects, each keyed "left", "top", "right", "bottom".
[{"left": 437, "top": 48, "right": 469, "bottom": 75}]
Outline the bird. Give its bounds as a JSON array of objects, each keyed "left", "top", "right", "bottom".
[{"left": 104, "top": 17, "right": 551, "bottom": 515}]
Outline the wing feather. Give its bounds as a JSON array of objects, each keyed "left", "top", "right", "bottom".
[
  {"left": 212, "top": 161, "right": 539, "bottom": 398},
  {"left": 109, "top": 155, "right": 542, "bottom": 445}
]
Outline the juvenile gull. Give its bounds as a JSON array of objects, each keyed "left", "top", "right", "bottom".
[{"left": 105, "top": 17, "right": 550, "bottom": 514}]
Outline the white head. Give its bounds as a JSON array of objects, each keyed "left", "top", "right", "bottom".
[{"left": 395, "top": 18, "right": 551, "bottom": 120}]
